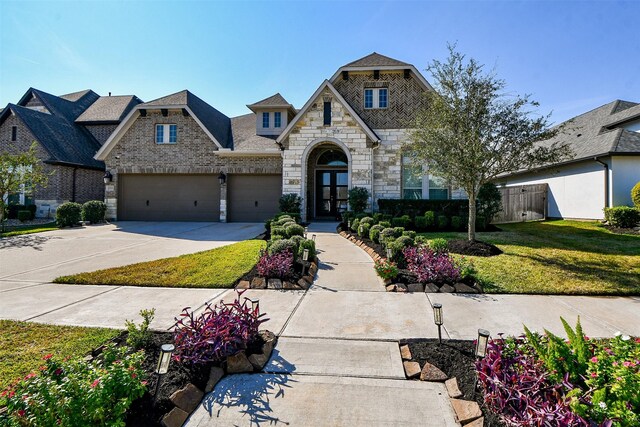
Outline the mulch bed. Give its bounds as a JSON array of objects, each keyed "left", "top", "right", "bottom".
[
  {"left": 404, "top": 339, "right": 505, "bottom": 427},
  {"left": 602, "top": 225, "right": 640, "bottom": 235},
  {"left": 446, "top": 239, "right": 502, "bottom": 257}
]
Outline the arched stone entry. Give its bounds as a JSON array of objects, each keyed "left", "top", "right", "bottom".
[{"left": 303, "top": 141, "right": 351, "bottom": 220}]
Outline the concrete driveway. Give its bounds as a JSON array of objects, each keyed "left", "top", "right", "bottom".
[{"left": 0, "top": 222, "right": 264, "bottom": 283}]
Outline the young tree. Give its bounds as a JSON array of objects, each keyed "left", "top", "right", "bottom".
[
  {"left": 0, "top": 143, "right": 49, "bottom": 228},
  {"left": 405, "top": 45, "right": 570, "bottom": 241}
]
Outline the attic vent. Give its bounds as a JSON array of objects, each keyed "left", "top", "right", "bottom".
[
  {"left": 342, "top": 71, "right": 349, "bottom": 81},
  {"left": 404, "top": 69, "right": 410, "bottom": 79},
  {"left": 373, "top": 70, "right": 380, "bottom": 79}
]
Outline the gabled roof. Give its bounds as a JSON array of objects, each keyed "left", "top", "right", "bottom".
[
  {"left": 75, "top": 95, "right": 143, "bottom": 123},
  {"left": 343, "top": 52, "right": 410, "bottom": 68},
  {"left": 229, "top": 113, "right": 281, "bottom": 153},
  {"left": 246, "top": 93, "right": 295, "bottom": 113},
  {"left": 0, "top": 104, "right": 104, "bottom": 169},
  {"left": 18, "top": 88, "right": 99, "bottom": 121},
  {"left": 59, "top": 89, "right": 95, "bottom": 102},
  {"left": 141, "top": 90, "right": 231, "bottom": 148},
  {"left": 276, "top": 80, "right": 380, "bottom": 144}
]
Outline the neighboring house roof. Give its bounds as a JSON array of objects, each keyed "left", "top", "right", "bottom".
[
  {"left": 142, "top": 90, "right": 232, "bottom": 148},
  {"left": 229, "top": 113, "right": 281, "bottom": 153},
  {"left": 246, "top": 93, "right": 296, "bottom": 113},
  {"left": 276, "top": 80, "right": 380, "bottom": 145},
  {"left": 343, "top": 52, "right": 410, "bottom": 68},
  {"left": 59, "top": 89, "right": 95, "bottom": 102},
  {"left": 0, "top": 104, "right": 104, "bottom": 169},
  {"left": 18, "top": 88, "right": 100, "bottom": 121},
  {"left": 75, "top": 95, "right": 143, "bottom": 124}
]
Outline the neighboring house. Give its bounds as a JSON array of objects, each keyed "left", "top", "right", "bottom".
[
  {"left": 0, "top": 88, "right": 141, "bottom": 217},
  {"left": 97, "top": 53, "right": 460, "bottom": 222},
  {"left": 496, "top": 101, "right": 640, "bottom": 219}
]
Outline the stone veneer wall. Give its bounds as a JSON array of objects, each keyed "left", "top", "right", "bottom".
[
  {"left": 104, "top": 109, "right": 282, "bottom": 220},
  {"left": 372, "top": 129, "right": 406, "bottom": 202}
]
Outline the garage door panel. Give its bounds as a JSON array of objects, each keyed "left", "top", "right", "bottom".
[
  {"left": 228, "top": 174, "right": 281, "bottom": 222},
  {"left": 119, "top": 174, "right": 220, "bottom": 221}
]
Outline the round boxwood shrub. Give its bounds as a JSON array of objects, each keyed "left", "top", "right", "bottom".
[
  {"left": 380, "top": 228, "right": 396, "bottom": 245},
  {"left": 369, "top": 224, "right": 384, "bottom": 243},
  {"left": 378, "top": 221, "right": 391, "bottom": 228},
  {"left": 359, "top": 216, "right": 374, "bottom": 226},
  {"left": 268, "top": 238, "right": 297, "bottom": 256},
  {"left": 270, "top": 225, "right": 287, "bottom": 239},
  {"left": 17, "top": 210, "right": 31, "bottom": 223},
  {"left": 604, "top": 206, "right": 640, "bottom": 228},
  {"left": 56, "top": 202, "right": 82, "bottom": 228},
  {"left": 276, "top": 216, "right": 295, "bottom": 226},
  {"left": 424, "top": 211, "right": 436, "bottom": 229},
  {"left": 286, "top": 223, "right": 305, "bottom": 238},
  {"left": 358, "top": 222, "right": 371, "bottom": 238},
  {"left": 632, "top": 181, "right": 640, "bottom": 208},
  {"left": 403, "top": 230, "right": 417, "bottom": 239},
  {"left": 428, "top": 238, "right": 448, "bottom": 254},
  {"left": 350, "top": 218, "right": 360, "bottom": 232},
  {"left": 298, "top": 238, "right": 316, "bottom": 261},
  {"left": 392, "top": 227, "right": 404, "bottom": 237},
  {"left": 389, "top": 235, "right": 415, "bottom": 267},
  {"left": 451, "top": 215, "right": 463, "bottom": 231},
  {"left": 436, "top": 215, "right": 449, "bottom": 230},
  {"left": 82, "top": 200, "right": 107, "bottom": 224}
]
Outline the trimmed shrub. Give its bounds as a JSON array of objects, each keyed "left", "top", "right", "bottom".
[
  {"left": 56, "top": 202, "right": 82, "bottom": 228},
  {"left": 279, "top": 193, "right": 302, "bottom": 214},
  {"left": 351, "top": 218, "right": 360, "bottom": 232},
  {"left": 436, "top": 215, "right": 449, "bottom": 230},
  {"left": 391, "top": 215, "right": 412, "bottom": 229},
  {"left": 298, "top": 238, "right": 316, "bottom": 261},
  {"left": 424, "top": 211, "right": 436, "bottom": 228},
  {"left": 451, "top": 215, "right": 463, "bottom": 230},
  {"left": 360, "top": 216, "right": 375, "bottom": 225},
  {"left": 276, "top": 216, "right": 295, "bottom": 226},
  {"left": 264, "top": 219, "right": 272, "bottom": 233},
  {"left": 8, "top": 204, "right": 36, "bottom": 220},
  {"left": 604, "top": 206, "right": 640, "bottom": 228},
  {"left": 632, "top": 181, "right": 640, "bottom": 208},
  {"left": 392, "top": 227, "right": 404, "bottom": 237},
  {"left": 348, "top": 187, "right": 369, "bottom": 213},
  {"left": 428, "top": 238, "right": 448, "bottom": 254},
  {"left": 17, "top": 210, "right": 31, "bottom": 222},
  {"left": 380, "top": 228, "right": 397, "bottom": 246},
  {"left": 415, "top": 235, "right": 429, "bottom": 246},
  {"left": 270, "top": 226, "right": 286, "bottom": 239},
  {"left": 414, "top": 216, "right": 427, "bottom": 230},
  {"left": 82, "top": 200, "right": 107, "bottom": 224},
  {"left": 373, "top": 213, "right": 392, "bottom": 223},
  {"left": 268, "top": 238, "right": 297, "bottom": 256},
  {"left": 369, "top": 225, "right": 383, "bottom": 243},
  {"left": 403, "top": 230, "right": 417, "bottom": 239},
  {"left": 389, "top": 235, "right": 415, "bottom": 267},
  {"left": 378, "top": 220, "right": 391, "bottom": 228},
  {"left": 285, "top": 223, "right": 304, "bottom": 238},
  {"left": 275, "top": 212, "right": 301, "bottom": 222},
  {"left": 378, "top": 199, "right": 467, "bottom": 218},
  {"left": 358, "top": 222, "right": 371, "bottom": 238}
]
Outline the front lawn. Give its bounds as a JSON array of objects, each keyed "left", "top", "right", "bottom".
[
  {"left": 0, "top": 221, "right": 58, "bottom": 238},
  {"left": 0, "top": 320, "right": 118, "bottom": 390},
  {"left": 419, "top": 220, "right": 640, "bottom": 295},
  {"left": 54, "top": 239, "right": 266, "bottom": 288}
]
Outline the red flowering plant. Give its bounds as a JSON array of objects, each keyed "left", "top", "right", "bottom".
[
  {"left": 0, "top": 345, "right": 146, "bottom": 426},
  {"left": 374, "top": 258, "right": 399, "bottom": 280}
]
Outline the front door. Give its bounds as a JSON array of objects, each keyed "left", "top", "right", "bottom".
[{"left": 315, "top": 170, "right": 348, "bottom": 219}]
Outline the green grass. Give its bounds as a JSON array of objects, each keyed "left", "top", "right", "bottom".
[
  {"left": 0, "top": 222, "right": 58, "bottom": 237},
  {"left": 419, "top": 220, "right": 640, "bottom": 295},
  {"left": 0, "top": 320, "right": 118, "bottom": 390},
  {"left": 54, "top": 239, "right": 267, "bottom": 288}
]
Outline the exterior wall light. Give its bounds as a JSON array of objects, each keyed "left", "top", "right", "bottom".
[
  {"left": 432, "top": 303, "right": 443, "bottom": 343},
  {"left": 103, "top": 171, "right": 113, "bottom": 184},
  {"left": 475, "top": 329, "right": 490, "bottom": 358},
  {"left": 218, "top": 172, "right": 227, "bottom": 185}
]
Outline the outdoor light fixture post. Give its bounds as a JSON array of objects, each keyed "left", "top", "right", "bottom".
[
  {"left": 311, "top": 234, "right": 316, "bottom": 242},
  {"left": 249, "top": 299, "right": 260, "bottom": 314},
  {"left": 475, "top": 329, "right": 490, "bottom": 359},
  {"left": 432, "top": 303, "right": 443, "bottom": 344},
  {"left": 302, "top": 248, "right": 309, "bottom": 275},
  {"left": 154, "top": 344, "right": 175, "bottom": 401},
  {"left": 347, "top": 220, "right": 351, "bottom": 230},
  {"left": 304, "top": 227, "right": 308, "bottom": 239},
  {"left": 386, "top": 247, "right": 392, "bottom": 259},
  {"left": 103, "top": 171, "right": 112, "bottom": 184}
]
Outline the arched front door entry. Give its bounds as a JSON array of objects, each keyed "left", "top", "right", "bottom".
[{"left": 306, "top": 144, "right": 349, "bottom": 219}]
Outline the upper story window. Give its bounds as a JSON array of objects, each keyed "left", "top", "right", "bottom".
[
  {"left": 262, "top": 112, "right": 270, "bottom": 128},
  {"left": 274, "top": 112, "right": 282, "bottom": 128},
  {"left": 156, "top": 124, "right": 177, "bottom": 144},
  {"left": 11, "top": 126, "right": 17, "bottom": 141},
  {"left": 364, "top": 88, "right": 388, "bottom": 109}
]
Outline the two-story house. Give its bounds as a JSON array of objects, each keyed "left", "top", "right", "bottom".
[{"left": 95, "top": 53, "right": 454, "bottom": 222}]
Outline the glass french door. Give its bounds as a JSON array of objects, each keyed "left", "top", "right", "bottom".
[{"left": 316, "top": 170, "right": 348, "bottom": 219}]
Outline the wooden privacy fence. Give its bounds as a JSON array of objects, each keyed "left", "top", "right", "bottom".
[{"left": 493, "top": 184, "right": 548, "bottom": 223}]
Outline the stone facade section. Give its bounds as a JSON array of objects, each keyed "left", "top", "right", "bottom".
[
  {"left": 103, "top": 109, "right": 282, "bottom": 220},
  {"left": 84, "top": 124, "right": 118, "bottom": 145},
  {"left": 373, "top": 129, "right": 406, "bottom": 203},
  {"left": 333, "top": 70, "right": 429, "bottom": 129}
]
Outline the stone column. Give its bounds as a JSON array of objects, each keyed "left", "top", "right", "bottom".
[
  {"left": 105, "top": 172, "right": 118, "bottom": 221},
  {"left": 219, "top": 180, "right": 227, "bottom": 223}
]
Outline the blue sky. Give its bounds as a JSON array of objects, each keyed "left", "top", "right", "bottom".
[{"left": 1, "top": 0, "right": 638, "bottom": 123}]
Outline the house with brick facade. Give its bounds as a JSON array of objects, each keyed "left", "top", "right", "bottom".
[
  {"left": 95, "top": 53, "right": 457, "bottom": 222},
  {"left": 0, "top": 88, "right": 141, "bottom": 217}
]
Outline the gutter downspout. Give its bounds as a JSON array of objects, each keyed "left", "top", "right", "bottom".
[{"left": 594, "top": 157, "right": 609, "bottom": 210}]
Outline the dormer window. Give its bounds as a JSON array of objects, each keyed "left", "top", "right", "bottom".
[
  {"left": 156, "top": 124, "right": 177, "bottom": 144},
  {"left": 364, "top": 88, "right": 388, "bottom": 109},
  {"left": 274, "top": 112, "right": 282, "bottom": 128},
  {"left": 262, "top": 112, "right": 270, "bottom": 128}
]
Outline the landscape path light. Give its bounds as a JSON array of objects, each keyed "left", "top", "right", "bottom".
[
  {"left": 302, "top": 248, "right": 310, "bottom": 275},
  {"left": 311, "top": 234, "right": 316, "bottom": 242},
  {"left": 249, "top": 298, "right": 260, "bottom": 314},
  {"left": 432, "top": 303, "right": 443, "bottom": 344},
  {"left": 154, "top": 344, "right": 175, "bottom": 400},
  {"left": 304, "top": 227, "right": 308, "bottom": 239},
  {"left": 475, "top": 329, "right": 490, "bottom": 359},
  {"left": 386, "top": 247, "right": 392, "bottom": 259}
]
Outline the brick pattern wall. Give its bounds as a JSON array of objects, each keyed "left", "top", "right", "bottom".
[
  {"left": 104, "top": 109, "right": 282, "bottom": 220},
  {"left": 84, "top": 124, "right": 118, "bottom": 145},
  {"left": 333, "top": 70, "right": 428, "bottom": 129}
]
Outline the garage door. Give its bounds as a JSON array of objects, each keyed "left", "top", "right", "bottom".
[
  {"left": 228, "top": 174, "right": 282, "bottom": 222},
  {"left": 118, "top": 174, "right": 220, "bottom": 221}
]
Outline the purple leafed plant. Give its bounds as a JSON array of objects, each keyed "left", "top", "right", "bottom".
[
  {"left": 173, "top": 291, "right": 268, "bottom": 365},
  {"left": 256, "top": 249, "right": 294, "bottom": 279},
  {"left": 475, "top": 337, "right": 590, "bottom": 427},
  {"left": 403, "top": 246, "right": 461, "bottom": 284}
]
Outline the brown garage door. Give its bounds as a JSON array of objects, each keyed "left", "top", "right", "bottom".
[
  {"left": 228, "top": 174, "right": 282, "bottom": 222},
  {"left": 118, "top": 174, "right": 220, "bottom": 221}
]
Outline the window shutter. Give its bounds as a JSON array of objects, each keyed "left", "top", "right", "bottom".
[{"left": 323, "top": 102, "right": 331, "bottom": 126}]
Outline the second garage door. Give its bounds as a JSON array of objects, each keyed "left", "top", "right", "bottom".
[
  {"left": 227, "top": 174, "right": 282, "bottom": 222},
  {"left": 118, "top": 174, "right": 220, "bottom": 221}
]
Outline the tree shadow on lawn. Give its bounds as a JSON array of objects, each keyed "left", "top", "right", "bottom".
[{"left": 201, "top": 350, "right": 296, "bottom": 426}]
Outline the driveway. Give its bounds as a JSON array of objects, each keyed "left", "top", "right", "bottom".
[{"left": 0, "top": 221, "right": 264, "bottom": 283}]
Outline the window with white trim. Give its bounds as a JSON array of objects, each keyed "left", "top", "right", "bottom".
[
  {"left": 156, "top": 124, "right": 177, "bottom": 144},
  {"left": 364, "top": 88, "right": 388, "bottom": 109},
  {"left": 262, "top": 112, "right": 270, "bottom": 128},
  {"left": 274, "top": 112, "right": 282, "bottom": 128}
]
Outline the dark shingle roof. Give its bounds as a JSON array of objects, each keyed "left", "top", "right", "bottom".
[
  {"left": 343, "top": 52, "right": 410, "bottom": 68},
  {"left": 3, "top": 104, "right": 104, "bottom": 169},
  {"left": 141, "top": 90, "right": 232, "bottom": 148},
  {"left": 230, "top": 113, "right": 281, "bottom": 152},
  {"left": 76, "top": 95, "right": 142, "bottom": 123},
  {"left": 21, "top": 88, "right": 99, "bottom": 121}
]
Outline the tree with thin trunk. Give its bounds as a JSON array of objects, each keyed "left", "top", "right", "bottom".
[
  {"left": 0, "top": 142, "right": 49, "bottom": 230},
  {"left": 405, "top": 45, "right": 570, "bottom": 241}
]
